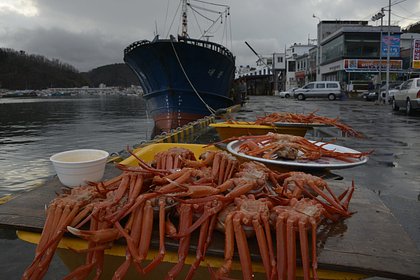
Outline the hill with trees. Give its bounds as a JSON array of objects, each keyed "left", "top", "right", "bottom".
[
  {"left": 82, "top": 63, "right": 139, "bottom": 87},
  {"left": 0, "top": 48, "right": 139, "bottom": 90}
]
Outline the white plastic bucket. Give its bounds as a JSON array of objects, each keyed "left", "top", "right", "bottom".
[{"left": 50, "top": 149, "right": 109, "bottom": 187}]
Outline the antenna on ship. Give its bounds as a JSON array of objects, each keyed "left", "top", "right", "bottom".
[{"left": 181, "top": 0, "right": 188, "bottom": 37}]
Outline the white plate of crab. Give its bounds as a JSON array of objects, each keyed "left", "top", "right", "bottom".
[{"left": 226, "top": 139, "right": 369, "bottom": 169}]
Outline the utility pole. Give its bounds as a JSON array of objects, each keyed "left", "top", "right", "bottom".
[
  {"left": 371, "top": 6, "right": 387, "bottom": 103},
  {"left": 385, "top": 0, "right": 391, "bottom": 104},
  {"left": 313, "top": 14, "right": 321, "bottom": 81},
  {"left": 272, "top": 53, "right": 278, "bottom": 95},
  {"left": 379, "top": 8, "right": 384, "bottom": 91}
]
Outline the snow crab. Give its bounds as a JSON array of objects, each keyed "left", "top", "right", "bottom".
[
  {"left": 270, "top": 198, "right": 325, "bottom": 280},
  {"left": 212, "top": 195, "right": 276, "bottom": 280},
  {"left": 151, "top": 147, "right": 196, "bottom": 170},
  {"left": 277, "top": 171, "right": 355, "bottom": 220},
  {"left": 232, "top": 132, "right": 371, "bottom": 162},
  {"left": 253, "top": 111, "right": 364, "bottom": 138}
]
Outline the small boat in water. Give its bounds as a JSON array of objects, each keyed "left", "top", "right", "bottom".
[{"left": 124, "top": 0, "right": 235, "bottom": 135}]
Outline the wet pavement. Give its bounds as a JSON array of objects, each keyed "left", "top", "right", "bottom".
[{"left": 231, "top": 95, "right": 420, "bottom": 251}]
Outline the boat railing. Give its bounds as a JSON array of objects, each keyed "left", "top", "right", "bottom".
[
  {"left": 124, "top": 37, "right": 234, "bottom": 62},
  {"left": 124, "top": 40, "right": 151, "bottom": 55},
  {"left": 178, "top": 36, "right": 234, "bottom": 61}
]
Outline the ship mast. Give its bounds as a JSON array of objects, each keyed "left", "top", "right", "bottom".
[{"left": 181, "top": 0, "right": 188, "bottom": 37}]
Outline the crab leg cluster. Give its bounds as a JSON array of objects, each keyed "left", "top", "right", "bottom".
[{"left": 23, "top": 147, "right": 356, "bottom": 280}]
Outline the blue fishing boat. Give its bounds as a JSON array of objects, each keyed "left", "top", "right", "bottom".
[{"left": 124, "top": 0, "right": 235, "bottom": 134}]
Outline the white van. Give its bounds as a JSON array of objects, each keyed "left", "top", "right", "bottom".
[{"left": 293, "top": 81, "right": 343, "bottom": 101}]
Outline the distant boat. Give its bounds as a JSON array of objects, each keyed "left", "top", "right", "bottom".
[
  {"left": 1, "top": 90, "right": 37, "bottom": 98},
  {"left": 124, "top": 0, "right": 235, "bottom": 134}
]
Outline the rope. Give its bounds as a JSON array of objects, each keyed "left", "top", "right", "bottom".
[{"left": 169, "top": 38, "right": 217, "bottom": 115}]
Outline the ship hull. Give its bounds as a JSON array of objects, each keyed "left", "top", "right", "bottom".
[{"left": 124, "top": 37, "right": 235, "bottom": 134}]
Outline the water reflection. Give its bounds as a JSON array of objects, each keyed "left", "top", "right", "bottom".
[{"left": 0, "top": 96, "right": 153, "bottom": 197}]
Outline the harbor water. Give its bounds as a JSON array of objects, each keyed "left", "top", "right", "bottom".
[
  {"left": 1, "top": 94, "right": 420, "bottom": 278},
  {"left": 0, "top": 95, "right": 154, "bottom": 278}
]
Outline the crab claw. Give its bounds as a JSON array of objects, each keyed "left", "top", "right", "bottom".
[{"left": 67, "top": 226, "right": 120, "bottom": 243}]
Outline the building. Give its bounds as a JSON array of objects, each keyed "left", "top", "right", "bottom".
[
  {"left": 285, "top": 43, "right": 315, "bottom": 90},
  {"left": 236, "top": 52, "right": 286, "bottom": 95},
  {"left": 400, "top": 32, "right": 420, "bottom": 76},
  {"left": 314, "top": 20, "right": 403, "bottom": 92}
]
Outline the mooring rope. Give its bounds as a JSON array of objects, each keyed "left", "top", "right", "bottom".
[{"left": 170, "top": 38, "right": 217, "bottom": 115}]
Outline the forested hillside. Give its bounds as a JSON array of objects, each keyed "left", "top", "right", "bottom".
[
  {"left": 83, "top": 64, "right": 139, "bottom": 87},
  {"left": 0, "top": 48, "right": 139, "bottom": 90}
]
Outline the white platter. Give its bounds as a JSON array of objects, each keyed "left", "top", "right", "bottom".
[{"left": 226, "top": 140, "right": 369, "bottom": 169}]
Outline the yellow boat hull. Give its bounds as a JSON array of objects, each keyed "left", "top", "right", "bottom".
[
  {"left": 209, "top": 122, "right": 308, "bottom": 140},
  {"left": 18, "top": 231, "right": 366, "bottom": 280}
]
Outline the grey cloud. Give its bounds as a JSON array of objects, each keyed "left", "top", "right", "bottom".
[
  {"left": 1, "top": 0, "right": 418, "bottom": 71},
  {"left": 3, "top": 27, "right": 127, "bottom": 71}
]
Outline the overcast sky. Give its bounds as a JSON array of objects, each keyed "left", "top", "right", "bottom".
[{"left": 1, "top": 0, "right": 419, "bottom": 72}]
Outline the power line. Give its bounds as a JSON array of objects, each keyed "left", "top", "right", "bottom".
[
  {"left": 391, "top": 12, "right": 419, "bottom": 21},
  {"left": 386, "top": 0, "right": 408, "bottom": 8}
]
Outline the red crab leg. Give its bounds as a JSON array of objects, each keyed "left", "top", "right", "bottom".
[
  {"left": 287, "top": 215, "right": 297, "bottom": 280},
  {"left": 70, "top": 203, "right": 94, "bottom": 227},
  {"left": 35, "top": 203, "right": 59, "bottom": 256},
  {"left": 66, "top": 226, "right": 120, "bottom": 243},
  {"left": 224, "top": 182, "right": 256, "bottom": 201},
  {"left": 262, "top": 214, "right": 277, "bottom": 279},
  {"left": 166, "top": 203, "right": 193, "bottom": 280},
  {"left": 143, "top": 198, "right": 166, "bottom": 273},
  {"left": 113, "top": 221, "right": 144, "bottom": 275},
  {"left": 341, "top": 181, "right": 355, "bottom": 211},
  {"left": 112, "top": 202, "right": 145, "bottom": 278},
  {"left": 252, "top": 216, "right": 272, "bottom": 279},
  {"left": 233, "top": 212, "right": 253, "bottom": 280},
  {"left": 113, "top": 252, "right": 132, "bottom": 280},
  {"left": 218, "top": 156, "right": 228, "bottom": 185},
  {"left": 172, "top": 201, "right": 223, "bottom": 238},
  {"left": 213, "top": 212, "right": 235, "bottom": 279},
  {"left": 185, "top": 218, "right": 210, "bottom": 280},
  {"left": 204, "top": 210, "right": 219, "bottom": 252},
  {"left": 211, "top": 152, "right": 222, "bottom": 182},
  {"left": 29, "top": 204, "right": 80, "bottom": 280},
  {"left": 299, "top": 182, "right": 348, "bottom": 217},
  {"left": 276, "top": 212, "right": 288, "bottom": 280},
  {"left": 110, "top": 192, "right": 158, "bottom": 223},
  {"left": 298, "top": 218, "right": 311, "bottom": 280},
  {"left": 138, "top": 200, "right": 154, "bottom": 262}
]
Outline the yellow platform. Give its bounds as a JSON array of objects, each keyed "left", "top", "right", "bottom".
[
  {"left": 209, "top": 121, "right": 308, "bottom": 140},
  {"left": 120, "top": 142, "right": 219, "bottom": 166},
  {"left": 18, "top": 231, "right": 366, "bottom": 280}
]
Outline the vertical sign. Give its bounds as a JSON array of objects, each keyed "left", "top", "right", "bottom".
[
  {"left": 381, "top": 34, "right": 401, "bottom": 57},
  {"left": 413, "top": 39, "right": 420, "bottom": 69}
]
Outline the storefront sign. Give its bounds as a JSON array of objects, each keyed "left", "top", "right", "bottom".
[
  {"left": 381, "top": 34, "right": 400, "bottom": 57},
  {"left": 413, "top": 39, "right": 420, "bottom": 69},
  {"left": 295, "top": 71, "right": 305, "bottom": 79},
  {"left": 344, "top": 59, "right": 402, "bottom": 71}
]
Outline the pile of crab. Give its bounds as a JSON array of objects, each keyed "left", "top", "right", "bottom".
[
  {"left": 23, "top": 146, "right": 356, "bottom": 280},
  {"left": 228, "top": 111, "right": 364, "bottom": 138}
]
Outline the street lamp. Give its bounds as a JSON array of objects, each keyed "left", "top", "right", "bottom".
[
  {"left": 372, "top": 9, "right": 385, "bottom": 101},
  {"left": 372, "top": 1, "right": 392, "bottom": 104},
  {"left": 313, "top": 14, "right": 321, "bottom": 81}
]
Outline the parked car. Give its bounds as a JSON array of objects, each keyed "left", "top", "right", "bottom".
[
  {"left": 362, "top": 82, "right": 402, "bottom": 102},
  {"left": 380, "top": 82, "right": 403, "bottom": 104},
  {"left": 275, "top": 87, "right": 297, "bottom": 98},
  {"left": 293, "top": 81, "right": 342, "bottom": 101},
  {"left": 392, "top": 78, "right": 420, "bottom": 115},
  {"left": 361, "top": 91, "right": 378, "bottom": 101}
]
